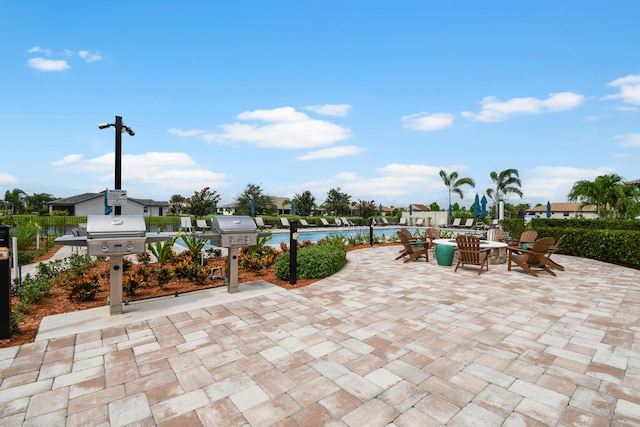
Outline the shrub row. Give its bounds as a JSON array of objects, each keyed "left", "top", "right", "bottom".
[{"left": 532, "top": 218, "right": 640, "bottom": 231}]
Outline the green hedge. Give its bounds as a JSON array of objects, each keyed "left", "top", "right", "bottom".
[
  {"left": 274, "top": 244, "right": 347, "bottom": 280},
  {"left": 534, "top": 227, "right": 640, "bottom": 269},
  {"left": 532, "top": 218, "right": 640, "bottom": 230}
]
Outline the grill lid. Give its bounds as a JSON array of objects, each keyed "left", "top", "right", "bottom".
[
  {"left": 211, "top": 216, "right": 257, "bottom": 234},
  {"left": 86, "top": 215, "right": 146, "bottom": 238}
]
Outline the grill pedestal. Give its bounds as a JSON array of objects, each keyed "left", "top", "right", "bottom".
[{"left": 210, "top": 216, "right": 258, "bottom": 294}]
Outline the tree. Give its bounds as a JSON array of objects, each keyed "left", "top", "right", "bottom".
[
  {"left": 356, "top": 200, "right": 377, "bottom": 218},
  {"left": 281, "top": 198, "right": 291, "bottom": 215},
  {"left": 3, "top": 188, "right": 26, "bottom": 214},
  {"left": 439, "top": 170, "right": 475, "bottom": 224},
  {"left": 429, "top": 202, "right": 440, "bottom": 211},
  {"left": 323, "top": 187, "right": 351, "bottom": 216},
  {"left": 169, "top": 194, "right": 184, "bottom": 215},
  {"left": 568, "top": 174, "right": 640, "bottom": 219},
  {"left": 23, "top": 193, "right": 56, "bottom": 214},
  {"left": 293, "top": 190, "right": 316, "bottom": 216},
  {"left": 486, "top": 169, "right": 523, "bottom": 217},
  {"left": 236, "top": 183, "right": 277, "bottom": 216},
  {"left": 183, "top": 187, "right": 221, "bottom": 218}
]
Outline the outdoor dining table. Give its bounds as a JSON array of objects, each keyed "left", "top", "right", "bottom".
[{"left": 432, "top": 238, "right": 508, "bottom": 266}]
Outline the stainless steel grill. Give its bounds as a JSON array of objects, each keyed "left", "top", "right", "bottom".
[
  {"left": 210, "top": 216, "right": 258, "bottom": 248},
  {"left": 86, "top": 215, "right": 147, "bottom": 256}
]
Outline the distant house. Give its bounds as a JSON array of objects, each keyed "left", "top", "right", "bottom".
[
  {"left": 48, "top": 192, "right": 169, "bottom": 216},
  {"left": 627, "top": 179, "right": 640, "bottom": 189},
  {"left": 525, "top": 202, "right": 598, "bottom": 219},
  {"left": 216, "top": 202, "right": 237, "bottom": 216}
]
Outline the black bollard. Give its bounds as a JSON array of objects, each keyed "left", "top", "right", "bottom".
[
  {"left": 369, "top": 218, "right": 374, "bottom": 246},
  {"left": 0, "top": 225, "right": 12, "bottom": 339},
  {"left": 289, "top": 220, "right": 298, "bottom": 285}
]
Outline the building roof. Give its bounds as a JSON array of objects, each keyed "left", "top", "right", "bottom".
[
  {"left": 411, "top": 204, "right": 430, "bottom": 211},
  {"left": 50, "top": 192, "right": 169, "bottom": 207},
  {"left": 526, "top": 202, "right": 597, "bottom": 213}
]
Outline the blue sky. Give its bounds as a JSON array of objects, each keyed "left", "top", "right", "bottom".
[{"left": 2, "top": 1, "right": 639, "bottom": 210}]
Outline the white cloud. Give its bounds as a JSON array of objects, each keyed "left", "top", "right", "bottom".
[
  {"left": 461, "top": 92, "right": 584, "bottom": 122},
  {"left": 198, "top": 106, "right": 351, "bottom": 149},
  {"left": 78, "top": 50, "right": 103, "bottom": 63},
  {"left": 27, "top": 46, "right": 52, "bottom": 55},
  {"left": 52, "top": 154, "right": 84, "bottom": 166},
  {"left": 28, "top": 58, "right": 70, "bottom": 72},
  {"left": 402, "top": 112, "right": 454, "bottom": 131},
  {"left": 52, "top": 151, "right": 229, "bottom": 195},
  {"left": 604, "top": 73, "right": 640, "bottom": 105},
  {"left": 168, "top": 128, "right": 208, "bottom": 137},
  {"left": 0, "top": 172, "right": 18, "bottom": 186},
  {"left": 303, "top": 104, "right": 352, "bottom": 117},
  {"left": 297, "top": 145, "right": 363, "bottom": 160},
  {"left": 523, "top": 166, "right": 615, "bottom": 201},
  {"left": 613, "top": 133, "right": 640, "bottom": 147}
]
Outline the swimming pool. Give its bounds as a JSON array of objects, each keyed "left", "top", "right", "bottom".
[{"left": 176, "top": 227, "right": 417, "bottom": 249}]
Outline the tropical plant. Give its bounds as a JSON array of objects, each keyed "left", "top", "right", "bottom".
[
  {"left": 439, "top": 170, "right": 476, "bottom": 223},
  {"left": 182, "top": 187, "right": 221, "bottom": 218},
  {"left": 293, "top": 190, "right": 316, "bottom": 216},
  {"left": 148, "top": 234, "right": 179, "bottom": 266},
  {"left": 3, "top": 188, "right": 27, "bottom": 214},
  {"left": 180, "top": 234, "right": 207, "bottom": 263},
  {"left": 324, "top": 187, "right": 351, "bottom": 216},
  {"left": 486, "top": 169, "right": 523, "bottom": 217},
  {"left": 235, "top": 183, "right": 277, "bottom": 215},
  {"left": 568, "top": 173, "right": 640, "bottom": 219}
]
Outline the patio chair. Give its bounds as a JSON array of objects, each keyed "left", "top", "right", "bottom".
[
  {"left": 395, "top": 230, "right": 429, "bottom": 263},
  {"left": 437, "top": 218, "right": 446, "bottom": 228},
  {"left": 463, "top": 218, "right": 474, "bottom": 229},
  {"left": 450, "top": 218, "right": 462, "bottom": 228},
  {"left": 517, "top": 230, "right": 538, "bottom": 249},
  {"left": 320, "top": 218, "right": 331, "bottom": 227},
  {"left": 454, "top": 235, "right": 490, "bottom": 275},
  {"left": 255, "top": 217, "right": 272, "bottom": 230},
  {"left": 180, "top": 217, "right": 193, "bottom": 233},
  {"left": 299, "top": 219, "right": 312, "bottom": 227},
  {"left": 507, "top": 237, "right": 556, "bottom": 277},
  {"left": 545, "top": 234, "right": 566, "bottom": 271},
  {"left": 280, "top": 217, "right": 291, "bottom": 229},
  {"left": 398, "top": 217, "right": 408, "bottom": 226},
  {"left": 335, "top": 218, "right": 342, "bottom": 227},
  {"left": 195, "top": 219, "right": 209, "bottom": 231},
  {"left": 486, "top": 228, "right": 504, "bottom": 242},
  {"left": 381, "top": 217, "right": 391, "bottom": 226},
  {"left": 415, "top": 218, "right": 425, "bottom": 227}
]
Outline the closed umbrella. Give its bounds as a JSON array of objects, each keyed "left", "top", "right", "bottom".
[
  {"left": 546, "top": 201, "right": 551, "bottom": 218},
  {"left": 290, "top": 199, "right": 295, "bottom": 215},
  {"left": 250, "top": 197, "right": 255, "bottom": 216},
  {"left": 480, "top": 195, "right": 487, "bottom": 218},
  {"left": 379, "top": 203, "right": 383, "bottom": 215},
  {"left": 473, "top": 194, "right": 480, "bottom": 217},
  {"left": 409, "top": 204, "right": 413, "bottom": 215}
]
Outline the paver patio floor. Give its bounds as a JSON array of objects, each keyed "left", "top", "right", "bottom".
[{"left": 1, "top": 245, "right": 640, "bottom": 426}]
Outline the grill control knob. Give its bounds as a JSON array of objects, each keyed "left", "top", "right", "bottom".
[
  {"left": 101, "top": 245, "right": 109, "bottom": 253},
  {"left": 126, "top": 243, "right": 134, "bottom": 251}
]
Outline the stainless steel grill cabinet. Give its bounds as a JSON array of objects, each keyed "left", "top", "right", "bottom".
[
  {"left": 210, "top": 216, "right": 258, "bottom": 247},
  {"left": 86, "top": 215, "right": 147, "bottom": 256}
]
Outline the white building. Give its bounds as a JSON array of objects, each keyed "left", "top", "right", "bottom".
[{"left": 48, "top": 192, "right": 169, "bottom": 216}]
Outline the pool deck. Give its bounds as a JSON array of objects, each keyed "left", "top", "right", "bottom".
[{"left": 2, "top": 245, "right": 640, "bottom": 425}]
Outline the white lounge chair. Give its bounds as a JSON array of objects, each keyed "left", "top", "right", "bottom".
[
  {"left": 280, "top": 217, "right": 291, "bottom": 229},
  {"left": 381, "top": 217, "right": 391, "bottom": 226},
  {"left": 320, "top": 218, "right": 331, "bottom": 227},
  {"left": 299, "top": 219, "right": 312, "bottom": 227},
  {"left": 437, "top": 218, "right": 446, "bottom": 227},
  {"left": 450, "top": 218, "right": 461, "bottom": 228},
  {"left": 463, "top": 218, "right": 474, "bottom": 228},
  {"left": 196, "top": 219, "right": 209, "bottom": 231},
  {"left": 415, "top": 218, "right": 424, "bottom": 227},
  {"left": 255, "top": 217, "right": 272, "bottom": 230},
  {"left": 180, "top": 217, "right": 193, "bottom": 232},
  {"left": 341, "top": 217, "right": 355, "bottom": 226},
  {"left": 335, "top": 218, "right": 342, "bottom": 226},
  {"left": 398, "top": 217, "right": 407, "bottom": 226}
]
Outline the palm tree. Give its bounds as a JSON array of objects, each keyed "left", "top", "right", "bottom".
[
  {"left": 439, "top": 170, "right": 475, "bottom": 224},
  {"left": 486, "top": 169, "right": 523, "bottom": 218},
  {"left": 569, "top": 173, "right": 640, "bottom": 219}
]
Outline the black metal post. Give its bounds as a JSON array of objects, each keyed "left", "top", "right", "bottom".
[
  {"left": 0, "top": 225, "right": 11, "bottom": 339},
  {"left": 369, "top": 218, "right": 374, "bottom": 246},
  {"left": 289, "top": 220, "right": 298, "bottom": 285},
  {"left": 114, "top": 116, "right": 123, "bottom": 216}
]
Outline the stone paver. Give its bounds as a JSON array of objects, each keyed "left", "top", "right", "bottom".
[{"left": 1, "top": 246, "right": 640, "bottom": 425}]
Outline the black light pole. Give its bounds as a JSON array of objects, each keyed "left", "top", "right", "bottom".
[{"left": 99, "top": 116, "right": 135, "bottom": 215}]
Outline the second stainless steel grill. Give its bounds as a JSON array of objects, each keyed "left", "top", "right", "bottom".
[
  {"left": 210, "top": 216, "right": 258, "bottom": 248},
  {"left": 86, "top": 215, "right": 147, "bottom": 256}
]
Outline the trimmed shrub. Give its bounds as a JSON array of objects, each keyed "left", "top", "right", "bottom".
[{"left": 274, "top": 244, "right": 347, "bottom": 280}]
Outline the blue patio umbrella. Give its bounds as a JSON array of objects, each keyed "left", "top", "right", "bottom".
[
  {"left": 379, "top": 203, "right": 383, "bottom": 215},
  {"left": 250, "top": 197, "right": 255, "bottom": 216},
  {"left": 409, "top": 204, "right": 413, "bottom": 215},
  {"left": 473, "top": 194, "right": 480, "bottom": 217},
  {"left": 290, "top": 199, "right": 295, "bottom": 215},
  {"left": 448, "top": 204, "right": 453, "bottom": 217},
  {"left": 480, "top": 195, "right": 488, "bottom": 217},
  {"left": 546, "top": 201, "right": 551, "bottom": 218}
]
